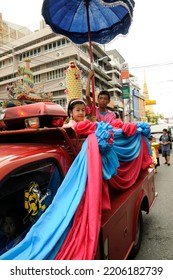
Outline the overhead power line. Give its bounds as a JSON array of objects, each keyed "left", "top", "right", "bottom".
[{"left": 130, "top": 61, "right": 173, "bottom": 71}]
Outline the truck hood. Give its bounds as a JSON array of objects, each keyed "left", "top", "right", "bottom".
[
  {"left": 0, "top": 143, "right": 58, "bottom": 181},
  {"left": 0, "top": 143, "right": 50, "bottom": 162}
]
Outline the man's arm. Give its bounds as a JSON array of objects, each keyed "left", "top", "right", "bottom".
[{"left": 86, "top": 70, "right": 94, "bottom": 107}]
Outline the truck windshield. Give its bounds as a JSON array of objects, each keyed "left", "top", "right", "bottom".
[{"left": 0, "top": 160, "right": 63, "bottom": 255}]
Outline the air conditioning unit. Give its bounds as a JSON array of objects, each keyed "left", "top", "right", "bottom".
[
  {"left": 59, "top": 82, "right": 64, "bottom": 86},
  {"left": 56, "top": 51, "right": 64, "bottom": 57}
]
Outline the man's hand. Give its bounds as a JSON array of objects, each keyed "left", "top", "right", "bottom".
[{"left": 88, "top": 70, "right": 94, "bottom": 80}]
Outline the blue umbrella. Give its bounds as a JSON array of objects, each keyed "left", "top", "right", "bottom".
[
  {"left": 42, "top": 0, "right": 135, "bottom": 114},
  {"left": 42, "top": 0, "right": 135, "bottom": 45}
]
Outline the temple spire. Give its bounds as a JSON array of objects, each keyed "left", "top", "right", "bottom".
[{"left": 143, "top": 71, "right": 154, "bottom": 116}]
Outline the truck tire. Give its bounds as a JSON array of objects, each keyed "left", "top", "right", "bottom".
[{"left": 129, "top": 210, "right": 143, "bottom": 259}]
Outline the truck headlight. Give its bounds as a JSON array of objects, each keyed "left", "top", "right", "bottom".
[{"left": 25, "top": 117, "right": 40, "bottom": 129}]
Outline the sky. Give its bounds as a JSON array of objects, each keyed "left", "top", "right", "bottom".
[
  {"left": 0, "top": 0, "right": 173, "bottom": 117},
  {"left": 106, "top": 0, "right": 173, "bottom": 118}
]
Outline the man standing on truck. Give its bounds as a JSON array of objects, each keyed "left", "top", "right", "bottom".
[
  {"left": 159, "top": 128, "right": 171, "bottom": 166},
  {"left": 86, "top": 70, "right": 117, "bottom": 123}
]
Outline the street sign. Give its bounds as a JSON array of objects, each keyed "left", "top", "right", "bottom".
[
  {"left": 121, "top": 70, "right": 129, "bottom": 79},
  {"left": 145, "top": 100, "right": 156, "bottom": 105},
  {"left": 122, "top": 86, "right": 130, "bottom": 99},
  {"left": 121, "top": 63, "right": 129, "bottom": 80},
  {"left": 121, "top": 63, "right": 129, "bottom": 70},
  {"left": 121, "top": 78, "right": 129, "bottom": 84}
]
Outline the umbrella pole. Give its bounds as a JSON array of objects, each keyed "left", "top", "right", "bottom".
[{"left": 86, "top": 0, "right": 96, "bottom": 117}]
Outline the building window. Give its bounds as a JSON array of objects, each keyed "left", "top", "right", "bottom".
[
  {"left": 44, "top": 39, "right": 70, "bottom": 53},
  {"left": 78, "top": 45, "right": 87, "bottom": 54},
  {"left": 56, "top": 98, "right": 67, "bottom": 109},
  {"left": 0, "top": 73, "right": 16, "bottom": 82},
  {"left": 32, "top": 66, "right": 40, "bottom": 72},
  {"left": 0, "top": 57, "right": 13, "bottom": 68},
  {"left": 47, "top": 68, "right": 66, "bottom": 81},
  {"left": 46, "top": 58, "right": 69, "bottom": 69},
  {"left": 19, "top": 48, "right": 41, "bottom": 61},
  {"left": 34, "top": 75, "right": 40, "bottom": 84},
  {"left": 0, "top": 60, "right": 6, "bottom": 68}
]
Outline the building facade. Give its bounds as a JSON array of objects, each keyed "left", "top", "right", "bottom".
[
  {"left": 0, "top": 18, "right": 125, "bottom": 117},
  {"left": 0, "top": 16, "right": 147, "bottom": 123},
  {"left": 0, "top": 13, "right": 31, "bottom": 45}
]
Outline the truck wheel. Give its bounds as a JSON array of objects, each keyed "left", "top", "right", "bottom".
[{"left": 129, "top": 210, "right": 143, "bottom": 259}]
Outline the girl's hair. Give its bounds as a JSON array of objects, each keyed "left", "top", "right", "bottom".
[{"left": 67, "top": 98, "right": 86, "bottom": 117}]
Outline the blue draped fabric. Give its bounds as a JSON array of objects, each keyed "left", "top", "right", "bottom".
[
  {"left": 95, "top": 121, "right": 151, "bottom": 179},
  {"left": 33, "top": 167, "right": 63, "bottom": 222},
  {"left": 44, "top": 166, "right": 62, "bottom": 207},
  {"left": 113, "top": 133, "right": 142, "bottom": 161},
  {"left": 95, "top": 122, "right": 120, "bottom": 179},
  {"left": 136, "top": 122, "right": 151, "bottom": 137}
]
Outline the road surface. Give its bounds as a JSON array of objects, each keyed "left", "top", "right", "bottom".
[{"left": 135, "top": 150, "right": 173, "bottom": 260}]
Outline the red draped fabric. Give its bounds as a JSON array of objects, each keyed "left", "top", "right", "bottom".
[
  {"left": 108, "top": 136, "right": 152, "bottom": 190},
  {"left": 55, "top": 133, "right": 103, "bottom": 260},
  {"left": 122, "top": 122, "right": 137, "bottom": 136},
  {"left": 110, "top": 118, "right": 123, "bottom": 128},
  {"left": 75, "top": 120, "right": 96, "bottom": 135}
]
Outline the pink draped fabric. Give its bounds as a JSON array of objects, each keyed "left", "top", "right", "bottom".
[
  {"left": 75, "top": 119, "right": 138, "bottom": 136},
  {"left": 74, "top": 119, "right": 96, "bottom": 135},
  {"left": 55, "top": 133, "right": 103, "bottom": 260},
  {"left": 110, "top": 118, "right": 123, "bottom": 128},
  {"left": 122, "top": 122, "right": 137, "bottom": 136}
]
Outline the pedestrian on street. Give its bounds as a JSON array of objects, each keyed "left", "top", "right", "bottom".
[
  {"left": 150, "top": 135, "right": 160, "bottom": 173},
  {"left": 148, "top": 136, "right": 157, "bottom": 173},
  {"left": 159, "top": 128, "right": 171, "bottom": 166}
]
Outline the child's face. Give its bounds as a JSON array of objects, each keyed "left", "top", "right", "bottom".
[
  {"left": 2, "top": 217, "right": 18, "bottom": 239},
  {"left": 98, "top": 95, "right": 110, "bottom": 108},
  {"left": 71, "top": 104, "right": 86, "bottom": 122}
]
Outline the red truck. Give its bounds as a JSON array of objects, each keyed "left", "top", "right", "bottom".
[{"left": 0, "top": 102, "right": 156, "bottom": 260}]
